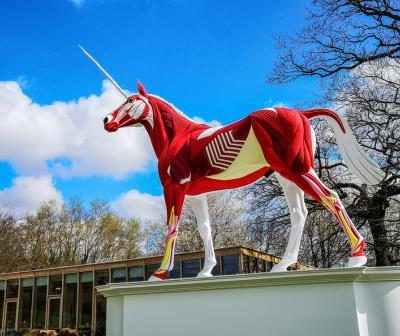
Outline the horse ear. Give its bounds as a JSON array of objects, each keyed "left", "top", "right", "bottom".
[{"left": 137, "top": 80, "right": 148, "bottom": 97}]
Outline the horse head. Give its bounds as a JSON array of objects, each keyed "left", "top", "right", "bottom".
[
  {"left": 103, "top": 81, "right": 153, "bottom": 132},
  {"left": 78, "top": 46, "right": 154, "bottom": 132}
]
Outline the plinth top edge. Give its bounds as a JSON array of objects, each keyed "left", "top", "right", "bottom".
[{"left": 97, "top": 266, "right": 400, "bottom": 297}]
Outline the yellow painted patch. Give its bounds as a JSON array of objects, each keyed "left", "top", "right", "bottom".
[
  {"left": 159, "top": 237, "right": 175, "bottom": 269},
  {"left": 320, "top": 195, "right": 336, "bottom": 213},
  {"left": 208, "top": 127, "right": 269, "bottom": 181},
  {"left": 320, "top": 194, "right": 360, "bottom": 250},
  {"left": 159, "top": 207, "right": 176, "bottom": 270},
  {"left": 338, "top": 211, "right": 359, "bottom": 248},
  {"left": 168, "top": 207, "right": 175, "bottom": 227}
]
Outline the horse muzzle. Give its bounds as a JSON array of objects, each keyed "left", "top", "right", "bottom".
[{"left": 105, "top": 121, "right": 118, "bottom": 132}]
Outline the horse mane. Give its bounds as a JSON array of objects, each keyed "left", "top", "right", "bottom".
[
  {"left": 149, "top": 94, "right": 203, "bottom": 124},
  {"left": 148, "top": 94, "right": 208, "bottom": 139}
]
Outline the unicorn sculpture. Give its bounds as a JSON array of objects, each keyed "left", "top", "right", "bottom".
[{"left": 80, "top": 46, "right": 383, "bottom": 280}]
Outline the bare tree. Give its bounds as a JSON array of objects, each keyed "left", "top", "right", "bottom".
[
  {"left": 268, "top": 0, "right": 399, "bottom": 266},
  {"left": 0, "top": 213, "right": 25, "bottom": 272},
  {"left": 270, "top": 0, "right": 400, "bottom": 83},
  {"left": 17, "top": 199, "right": 143, "bottom": 270},
  {"left": 242, "top": 177, "right": 290, "bottom": 255},
  {"left": 323, "top": 59, "right": 400, "bottom": 265},
  {"left": 142, "top": 220, "right": 166, "bottom": 256},
  {"left": 22, "top": 201, "right": 61, "bottom": 269}
]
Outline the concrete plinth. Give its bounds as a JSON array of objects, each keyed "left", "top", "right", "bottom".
[{"left": 97, "top": 267, "right": 400, "bottom": 336}]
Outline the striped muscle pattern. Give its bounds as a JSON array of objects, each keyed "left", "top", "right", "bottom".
[
  {"left": 257, "top": 108, "right": 278, "bottom": 123},
  {"left": 205, "top": 131, "right": 245, "bottom": 170}
]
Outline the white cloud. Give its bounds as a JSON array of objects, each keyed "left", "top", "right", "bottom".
[
  {"left": 0, "top": 175, "right": 63, "bottom": 217},
  {"left": 263, "top": 98, "right": 289, "bottom": 107},
  {"left": 192, "top": 116, "right": 222, "bottom": 127},
  {"left": 111, "top": 189, "right": 165, "bottom": 223},
  {"left": 0, "top": 80, "right": 154, "bottom": 178}
]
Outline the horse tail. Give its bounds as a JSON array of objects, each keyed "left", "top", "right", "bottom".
[{"left": 302, "top": 108, "right": 384, "bottom": 185}]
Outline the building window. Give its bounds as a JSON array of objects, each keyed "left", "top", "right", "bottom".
[
  {"left": 222, "top": 255, "right": 239, "bottom": 275},
  {"left": 0, "top": 281, "right": 4, "bottom": 332},
  {"left": 33, "top": 276, "right": 47, "bottom": 329},
  {"left": 63, "top": 273, "right": 77, "bottom": 328},
  {"left": 48, "top": 298, "right": 61, "bottom": 330},
  {"left": 95, "top": 270, "right": 109, "bottom": 286},
  {"left": 242, "top": 255, "right": 250, "bottom": 273},
  {"left": 95, "top": 295, "right": 106, "bottom": 336},
  {"left": 6, "top": 279, "right": 19, "bottom": 299},
  {"left": 212, "top": 256, "right": 222, "bottom": 276},
  {"left": 111, "top": 268, "right": 127, "bottom": 283},
  {"left": 49, "top": 275, "right": 62, "bottom": 295},
  {"left": 145, "top": 264, "right": 159, "bottom": 280},
  {"left": 182, "top": 259, "right": 200, "bottom": 278},
  {"left": 79, "top": 272, "right": 93, "bottom": 336},
  {"left": 128, "top": 266, "right": 144, "bottom": 282},
  {"left": 251, "top": 257, "right": 258, "bottom": 273},
  {"left": 258, "top": 259, "right": 266, "bottom": 272},
  {"left": 19, "top": 278, "right": 33, "bottom": 330},
  {"left": 169, "top": 261, "right": 181, "bottom": 279},
  {"left": 5, "top": 301, "right": 17, "bottom": 333}
]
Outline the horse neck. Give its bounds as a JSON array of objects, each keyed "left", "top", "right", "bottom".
[{"left": 143, "top": 95, "right": 202, "bottom": 158}]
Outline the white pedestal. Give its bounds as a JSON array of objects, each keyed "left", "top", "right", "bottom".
[{"left": 97, "top": 267, "right": 400, "bottom": 336}]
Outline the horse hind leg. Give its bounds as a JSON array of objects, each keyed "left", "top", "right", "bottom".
[
  {"left": 188, "top": 194, "right": 217, "bottom": 277},
  {"left": 270, "top": 174, "right": 308, "bottom": 272},
  {"left": 286, "top": 169, "right": 367, "bottom": 267}
]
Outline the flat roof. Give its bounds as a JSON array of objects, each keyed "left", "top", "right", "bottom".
[{"left": 0, "top": 246, "right": 288, "bottom": 280}]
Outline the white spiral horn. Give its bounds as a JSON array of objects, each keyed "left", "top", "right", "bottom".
[{"left": 78, "top": 45, "right": 128, "bottom": 99}]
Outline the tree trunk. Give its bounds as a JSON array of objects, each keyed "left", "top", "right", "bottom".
[{"left": 368, "top": 194, "right": 392, "bottom": 266}]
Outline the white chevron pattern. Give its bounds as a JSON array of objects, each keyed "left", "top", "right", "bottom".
[{"left": 205, "top": 131, "right": 245, "bottom": 170}]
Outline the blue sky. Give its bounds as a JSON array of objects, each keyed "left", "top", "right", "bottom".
[{"left": 0, "top": 0, "right": 317, "bottom": 221}]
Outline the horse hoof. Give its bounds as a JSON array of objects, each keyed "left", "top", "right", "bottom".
[
  {"left": 348, "top": 255, "right": 367, "bottom": 267},
  {"left": 270, "top": 265, "right": 288, "bottom": 273},
  {"left": 270, "top": 267, "right": 288, "bottom": 273},
  {"left": 270, "top": 260, "right": 294, "bottom": 273},
  {"left": 197, "top": 272, "right": 213, "bottom": 278}
]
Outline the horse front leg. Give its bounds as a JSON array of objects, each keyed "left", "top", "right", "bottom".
[
  {"left": 149, "top": 180, "right": 187, "bottom": 281},
  {"left": 187, "top": 194, "right": 217, "bottom": 277},
  {"left": 270, "top": 173, "right": 308, "bottom": 272}
]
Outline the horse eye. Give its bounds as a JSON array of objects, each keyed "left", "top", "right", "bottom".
[
  {"left": 128, "top": 98, "right": 134, "bottom": 103},
  {"left": 103, "top": 115, "right": 112, "bottom": 124}
]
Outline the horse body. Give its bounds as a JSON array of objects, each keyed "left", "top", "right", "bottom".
[
  {"left": 149, "top": 97, "right": 317, "bottom": 195},
  {"left": 103, "top": 82, "right": 384, "bottom": 280}
]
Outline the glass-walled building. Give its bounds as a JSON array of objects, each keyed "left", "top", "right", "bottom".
[{"left": 0, "top": 246, "right": 306, "bottom": 335}]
